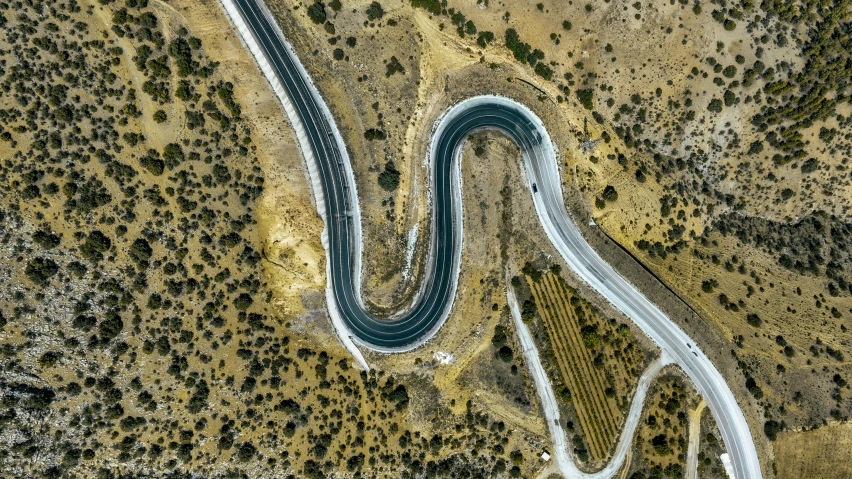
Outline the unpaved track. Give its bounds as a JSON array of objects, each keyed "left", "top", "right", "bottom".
[
  {"left": 687, "top": 400, "right": 707, "bottom": 479},
  {"left": 509, "top": 286, "right": 669, "bottom": 479}
]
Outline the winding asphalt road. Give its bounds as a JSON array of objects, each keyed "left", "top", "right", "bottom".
[{"left": 222, "top": 0, "right": 762, "bottom": 477}]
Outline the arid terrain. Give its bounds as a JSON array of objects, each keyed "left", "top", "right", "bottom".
[
  {"left": 2, "top": 0, "right": 852, "bottom": 477},
  {"left": 261, "top": 0, "right": 852, "bottom": 475},
  {"left": 627, "top": 368, "right": 693, "bottom": 478}
]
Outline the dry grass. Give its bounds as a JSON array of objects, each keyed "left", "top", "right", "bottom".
[
  {"left": 775, "top": 424, "right": 852, "bottom": 479},
  {"left": 165, "top": 0, "right": 328, "bottom": 319},
  {"left": 636, "top": 229, "right": 852, "bottom": 431},
  {"left": 527, "top": 272, "right": 648, "bottom": 462},
  {"left": 189, "top": 0, "right": 852, "bottom": 471}
]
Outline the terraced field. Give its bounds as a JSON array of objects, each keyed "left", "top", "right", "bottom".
[{"left": 528, "top": 272, "right": 645, "bottom": 461}]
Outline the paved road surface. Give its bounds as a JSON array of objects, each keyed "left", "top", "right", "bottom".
[{"left": 221, "top": 1, "right": 762, "bottom": 477}]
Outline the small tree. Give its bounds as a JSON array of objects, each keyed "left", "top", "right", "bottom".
[
  {"left": 746, "top": 312, "right": 762, "bottom": 327},
  {"left": 365, "top": 2, "right": 384, "bottom": 21},
  {"left": 707, "top": 98, "right": 723, "bottom": 113},
  {"left": 234, "top": 293, "right": 253, "bottom": 310},
  {"left": 492, "top": 325, "right": 508, "bottom": 347},
  {"left": 497, "top": 345, "right": 514, "bottom": 362},
  {"left": 237, "top": 442, "right": 256, "bottom": 462},
  {"left": 651, "top": 434, "right": 672, "bottom": 455},
  {"left": 576, "top": 89, "right": 594, "bottom": 110},
  {"left": 378, "top": 162, "right": 400, "bottom": 191},
  {"left": 385, "top": 56, "right": 405, "bottom": 77},
  {"left": 476, "top": 31, "right": 495, "bottom": 48},
  {"left": 25, "top": 257, "right": 59, "bottom": 285},
  {"left": 534, "top": 63, "right": 553, "bottom": 80},
  {"left": 763, "top": 420, "right": 781, "bottom": 440},
  {"left": 307, "top": 2, "right": 326, "bottom": 24}
]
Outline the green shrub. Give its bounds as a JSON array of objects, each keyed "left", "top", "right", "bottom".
[
  {"left": 580, "top": 324, "right": 600, "bottom": 349},
  {"left": 163, "top": 143, "right": 185, "bottom": 169},
  {"left": 98, "top": 313, "right": 123, "bottom": 341},
  {"left": 505, "top": 28, "right": 531, "bottom": 64},
  {"left": 576, "top": 89, "right": 594, "bottom": 110},
  {"left": 80, "top": 230, "right": 112, "bottom": 262},
  {"left": 168, "top": 37, "right": 197, "bottom": 77},
  {"left": 746, "top": 312, "right": 762, "bottom": 327},
  {"left": 707, "top": 98, "right": 723, "bottom": 113},
  {"left": 764, "top": 420, "right": 781, "bottom": 440},
  {"left": 307, "top": 2, "right": 326, "bottom": 24},
  {"left": 33, "top": 230, "right": 61, "bottom": 249},
  {"left": 234, "top": 293, "right": 253, "bottom": 311},
  {"left": 129, "top": 238, "right": 153, "bottom": 266},
  {"left": 378, "top": 161, "right": 400, "bottom": 191},
  {"left": 522, "top": 262, "right": 541, "bottom": 282},
  {"left": 364, "top": 128, "right": 387, "bottom": 141},
  {"left": 176, "top": 80, "right": 194, "bottom": 101},
  {"left": 651, "top": 434, "right": 672, "bottom": 455},
  {"left": 237, "top": 442, "right": 256, "bottom": 462},
  {"left": 521, "top": 299, "right": 537, "bottom": 322},
  {"left": 748, "top": 141, "right": 764, "bottom": 154},
  {"left": 410, "top": 0, "right": 441, "bottom": 16},
  {"left": 140, "top": 153, "right": 165, "bottom": 175},
  {"left": 366, "top": 2, "right": 384, "bottom": 20},
  {"left": 385, "top": 56, "right": 405, "bottom": 77},
  {"left": 22, "top": 184, "right": 40, "bottom": 200},
  {"left": 25, "top": 257, "right": 59, "bottom": 285},
  {"left": 800, "top": 158, "right": 819, "bottom": 173},
  {"left": 534, "top": 62, "right": 553, "bottom": 80},
  {"left": 497, "top": 345, "right": 513, "bottom": 362},
  {"left": 492, "top": 325, "right": 508, "bottom": 347},
  {"left": 476, "top": 31, "right": 495, "bottom": 48}
]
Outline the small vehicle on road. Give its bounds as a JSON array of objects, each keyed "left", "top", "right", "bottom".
[{"left": 532, "top": 183, "right": 538, "bottom": 193}]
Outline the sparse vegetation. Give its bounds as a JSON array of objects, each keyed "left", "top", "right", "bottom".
[
  {"left": 525, "top": 272, "right": 647, "bottom": 462},
  {"left": 628, "top": 373, "right": 689, "bottom": 478},
  {"left": 0, "top": 2, "right": 533, "bottom": 478},
  {"left": 7, "top": 0, "right": 851, "bottom": 475}
]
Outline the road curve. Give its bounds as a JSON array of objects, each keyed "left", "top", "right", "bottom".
[{"left": 219, "top": 0, "right": 762, "bottom": 477}]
